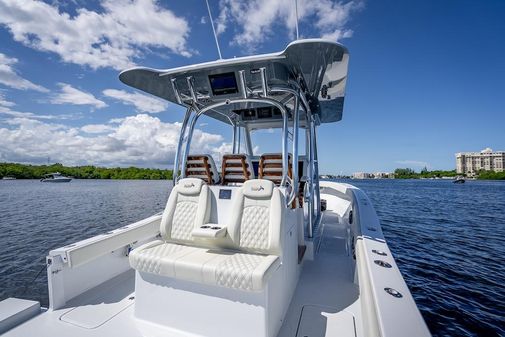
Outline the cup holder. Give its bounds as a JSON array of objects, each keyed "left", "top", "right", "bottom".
[
  {"left": 200, "top": 225, "right": 211, "bottom": 229},
  {"left": 211, "top": 226, "right": 221, "bottom": 230}
]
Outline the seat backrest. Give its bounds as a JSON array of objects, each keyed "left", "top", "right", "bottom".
[
  {"left": 259, "top": 153, "right": 292, "bottom": 186},
  {"left": 228, "top": 179, "right": 284, "bottom": 255},
  {"left": 185, "top": 154, "right": 220, "bottom": 185},
  {"left": 221, "top": 153, "right": 255, "bottom": 185},
  {"left": 160, "top": 178, "right": 210, "bottom": 243}
]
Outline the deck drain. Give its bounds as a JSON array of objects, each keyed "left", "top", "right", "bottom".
[
  {"left": 384, "top": 287, "right": 403, "bottom": 298},
  {"left": 372, "top": 249, "right": 387, "bottom": 256},
  {"left": 374, "top": 260, "right": 392, "bottom": 268}
]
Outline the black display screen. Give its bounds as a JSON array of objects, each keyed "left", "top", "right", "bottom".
[
  {"left": 219, "top": 189, "right": 232, "bottom": 199},
  {"left": 242, "top": 109, "right": 256, "bottom": 120},
  {"left": 257, "top": 107, "right": 272, "bottom": 119},
  {"left": 209, "top": 72, "right": 238, "bottom": 96}
]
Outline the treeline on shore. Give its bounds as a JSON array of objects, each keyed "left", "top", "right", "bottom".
[
  {"left": 394, "top": 168, "right": 505, "bottom": 180},
  {"left": 0, "top": 163, "right": 173, "bottom": 180}
]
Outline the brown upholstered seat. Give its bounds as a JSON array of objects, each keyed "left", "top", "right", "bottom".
[
  {"left": 185, "top": 154, "right": 220, "bottom": 185},
  {"left": 221, "top": 154, "right": 255, "bottom": 185}
]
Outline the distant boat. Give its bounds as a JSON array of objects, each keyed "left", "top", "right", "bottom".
[
  {"left": 40, "top": 172, "right": 72, "bottom": 183},
  {"left": 1, "top": 176, "right": 16, "bottom": 180},
  {"left": 453, "top": 176, "right": 465, "bottom": 184}
]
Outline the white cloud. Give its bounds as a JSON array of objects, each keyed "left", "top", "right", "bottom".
[
  {"left": 217, "top": 0, "right": 362, "bottom": 50},
  {"left": 51, "top": 83, "right": 107, "bottom": 108},
  {"left": 0, "top": 108, "right": 71, "bottom": 120},
  {"left": 0, "top": 0, "right": 192, "bottom": 70},
  {"left": 0, "top": 53, "right": 48, "bottom": 92},
  {"left": 395, "top": 160, "right": 431, "bottom": 169},
  {"left": 103, "top": 89, "right": 168, "bottom": 113},
  {"left": 0, "top": 92, "right": 76, "bottom": 120},
  {"left": 0, "top": 114, "right": 229, "bottom": 167},
  {"left": 109, "top": 117, "right": 125, "bottom": 124},
  {"left": 81, "top": 124, "right": 115, "bottom": 134},
  {"left": 0, "top": 92, "right": 16, "bottom": 107}
]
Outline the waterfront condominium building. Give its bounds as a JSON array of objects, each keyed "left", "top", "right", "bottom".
[{"left": 456, "top": 148, "right": 505, "bottom": 174}]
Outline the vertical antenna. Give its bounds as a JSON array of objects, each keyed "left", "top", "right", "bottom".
[
  {"left": 294, "top": 0, "right": 299, "bottom": 40},
  {"left": 205, "top": 0, "right": 222, "bottom": 59}
]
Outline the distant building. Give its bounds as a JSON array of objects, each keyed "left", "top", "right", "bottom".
[
  {"left": 353, "top": 172, "right": 394, "bottom": 179},
  {"left": 456, "top": 148, "right": 505, "bottom": 174},
  {"left": 353, "top": 172, "right": 372, "bottom": 179},
  {"left": 374, "top": 172, "right": 395, "bottom": 179}
]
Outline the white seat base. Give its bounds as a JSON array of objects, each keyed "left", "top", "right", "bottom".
[
  {"left": 134, "top": 267, "right": 285, "bottom": 337},
  {"left": 129, "top": 240, "right": 280, "bottom": 291}
]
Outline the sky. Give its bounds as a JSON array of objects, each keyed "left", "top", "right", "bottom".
[{"left": 0, "top": 0, "right": 504, "bottom": 174}]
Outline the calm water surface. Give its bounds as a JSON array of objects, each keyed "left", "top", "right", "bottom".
[{"left": 1, "top": 178, "right": 504, "bottom": 336}]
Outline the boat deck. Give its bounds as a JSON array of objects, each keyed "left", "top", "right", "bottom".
[
  {"left": 278, "top": 211, "right": 361, "bottom": 337},
  {"left": 5, "top": 210, "right": 361, "bottom": 337}
]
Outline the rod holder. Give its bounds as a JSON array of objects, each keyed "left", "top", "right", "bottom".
[
  {"left": 238, "top": 70, "right": 248, "bottom": 99},
  {"left": 186, "top": 76, "right": 197, "bottom": 103},
  {"left": 171, "top": 78, "right": 182, "bottom": 105},
  {"left": 260, "top": 67, "right": 268, "bottom": 97}
]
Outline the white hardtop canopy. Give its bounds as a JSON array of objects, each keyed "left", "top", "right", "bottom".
[{"left": 119, "top": 39, "right": 349, "bottom": 129}]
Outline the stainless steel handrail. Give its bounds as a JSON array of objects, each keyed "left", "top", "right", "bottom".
[{"left": 173, "top": 107, "right": 192, "bottom": 185}]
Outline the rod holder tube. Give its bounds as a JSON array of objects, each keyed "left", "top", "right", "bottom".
[
  {"left": 238, "top": 70, "right": 248, "bottom": 99},
  {"left": 260, "top": 67, "right": 268, "bottom": 97},
  {"left": 307, "top": 114, "right": 315, "bottom": 238},
  {"left": 312, "top": 125, "right": 321, "bottom": 224},
  {"left": 232, "top": 124, "right": 237, "bottom": 154},
  {"left": 288, "top": 94, "right": 300, "bottom": 207},
  {"left": 280, "top": 102, "right": 289, "bottom": 187},
  {"left": 171, "top": 78, "right": 182, "bottom": 105},
  {"left": 173, "top": 107, "right": 192, "bottom": 185},
  {"left": 186, "top": 76, "right": 197, "bottom": 103},
  {"left": 180, "top": 113, "right": 199, "bottom": 179}
]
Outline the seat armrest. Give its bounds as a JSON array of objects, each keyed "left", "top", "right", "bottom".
[{"left": 192, "top": 224, "right": 227, "bottom": 239}]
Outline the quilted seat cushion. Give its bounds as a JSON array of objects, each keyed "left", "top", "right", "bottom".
[
  {"left": 129, "top": 240, "right": 197, "bottom": 276},
  {"left": 130, "top": 241, "right": 280, "bottom": 291}
]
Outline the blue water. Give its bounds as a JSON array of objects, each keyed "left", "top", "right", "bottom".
[{"left": 0, "top": 179, "right": 504, "bottom": 336}]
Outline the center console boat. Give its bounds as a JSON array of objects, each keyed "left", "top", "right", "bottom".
[{"left": 0, "top": 39, "right": 430, "bottom": 337}]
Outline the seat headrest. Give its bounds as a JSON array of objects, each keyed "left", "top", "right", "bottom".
[
  {"left": 242, "top": 179, "right": 274, "bottom": 198},
  {"left": 176, "top": 178, "right": 205, "bottom": 195}
]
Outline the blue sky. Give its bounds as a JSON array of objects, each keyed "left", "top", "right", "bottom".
[{"left": 0, "top": 0, "right": 504, "bottom": 174}]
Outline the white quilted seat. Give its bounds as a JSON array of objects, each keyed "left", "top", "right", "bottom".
[
  {"left": 132, "top": 179, "right": 295, "bottom": 337},
  {"left": 129, "top": 178, "right": 210, "bottom": 273},
  {"left": 170, "top": 179, "right": 283, "bottom": 291},
  {"left": 131, "top": 179, "right": 283, "bottom": 292}
]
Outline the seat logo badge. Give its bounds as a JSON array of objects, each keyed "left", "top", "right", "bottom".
[
  {"left": 252, "top": 185, "right": 264, "bottom": 191},
  {"left": 184, "top": 183, "right": 195, "bottom": 188}
]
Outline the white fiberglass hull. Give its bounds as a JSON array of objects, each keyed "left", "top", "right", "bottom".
[{"left": 41, "top": 178, "right": 72, "bottom": 183}]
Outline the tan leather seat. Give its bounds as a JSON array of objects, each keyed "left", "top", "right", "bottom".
[
  {"left": 221, "top": 153, "right": 255, "bottom": 185},
  {"left": 185, "top": 154, "right": 220, "bottom": 184},
  {"left": 258, "top": 153, "right": 292, "bottom": 185}
]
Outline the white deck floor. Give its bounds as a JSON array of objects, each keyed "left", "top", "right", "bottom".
[
  {"left": 278, "top": 211, "right": 362, "bottom": 337},
  {"left": 5, "top": 210, "right": 362, "bottom": 337}
]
